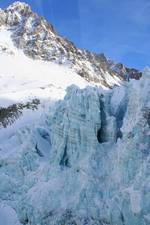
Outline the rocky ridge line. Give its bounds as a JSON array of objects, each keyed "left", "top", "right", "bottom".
[{"left": 0, "top": 1, "right": 142, "bottom": 87}]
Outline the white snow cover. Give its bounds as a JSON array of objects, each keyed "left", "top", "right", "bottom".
[{"left": 0, "top": 26, "right": 88, "bottom": 105}]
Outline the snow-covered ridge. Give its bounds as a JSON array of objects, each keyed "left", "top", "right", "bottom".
[
  {"left": 0, "top": 1, "right": 142, "bottom": 87},
  {"left": 0, "top": 26, "right": 88, "bottom": 99}
]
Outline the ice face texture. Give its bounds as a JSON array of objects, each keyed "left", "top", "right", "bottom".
[{"left": 0, "top": 69, "right": 149, "bottom": 225}]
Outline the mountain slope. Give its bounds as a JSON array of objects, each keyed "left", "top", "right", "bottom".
[
  {"left": 0, "top": 1, "right": 141, "bottom": 88},
  {"left": 0, "top": 24, "right": 89, "bottom": 129}
]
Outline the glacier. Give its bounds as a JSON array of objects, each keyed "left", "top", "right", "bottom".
[{"left": 0, "top": 69, "right": 149, "bottom": 225}]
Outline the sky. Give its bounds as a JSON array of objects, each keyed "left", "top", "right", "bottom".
[{"left": 0, "top": 0, "right": 150, "bottom": 70}]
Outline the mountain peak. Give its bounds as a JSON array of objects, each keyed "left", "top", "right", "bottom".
[
  {"left": 6, "top": 1, "right": 32, "bottom": 20},
  {"left": 7, "top": 1, "right": 31, "bottom": 12}
]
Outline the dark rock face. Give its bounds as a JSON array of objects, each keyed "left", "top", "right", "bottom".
[{"left": 0, "top": 2, "right": 142, "bottom": 86}]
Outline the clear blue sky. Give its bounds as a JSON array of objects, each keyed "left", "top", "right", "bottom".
[{"left": 1, "top": 0, "right": 150, "bottom": 70}]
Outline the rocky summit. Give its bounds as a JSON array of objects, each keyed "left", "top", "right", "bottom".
[{"left": 0, "top": 2, "right": 149, "bottom": 225}]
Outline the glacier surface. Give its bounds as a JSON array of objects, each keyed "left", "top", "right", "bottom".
[{"left": 0, "top": 69, "right": 149, "bottom": 225}]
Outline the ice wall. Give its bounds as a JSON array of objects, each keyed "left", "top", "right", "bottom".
[{"left": 0, "top": 70, "right": 150, "bottom": 225}]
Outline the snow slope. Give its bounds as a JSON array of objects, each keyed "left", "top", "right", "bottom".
[{"left": 0, "top": 27, "right": 88, "bottom": 106}]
